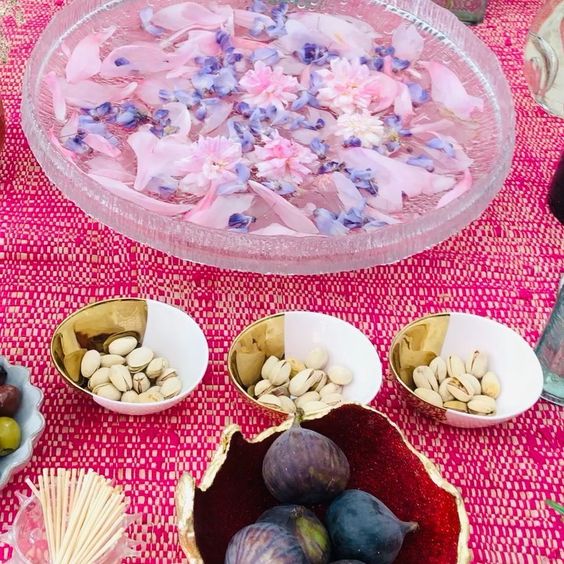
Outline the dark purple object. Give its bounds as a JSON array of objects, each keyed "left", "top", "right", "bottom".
[{"left": 548, "top": 153, "right": 564, "bottom": 225}]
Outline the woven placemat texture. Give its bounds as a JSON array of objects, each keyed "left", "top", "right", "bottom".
[{"left": 0, "top": 0, "right": 563, "bottom": 562}]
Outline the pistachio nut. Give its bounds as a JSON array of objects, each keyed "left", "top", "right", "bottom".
[
  {"left": 481, "top": 371, "right": 501, "bottom": 399},
  {"left": 464, "top": 373, "right": 482, "bottom": 395},
  {"left": 444, "top": 400, "right": 468, "bottom": 412},
  {"left": 88, "top": 367, "right": 111, "bottom": 390},
  {"left": 313, "top": 371, "right": 328, "bottom": 392},
  {"left": 322, "top": 393, "right": 343, "bottom": 406},
  {"left": 429, "top": 356, "right": 448, "bottom": 383},
  {"left": 257, "top": 394, "right": 282, "bottom": 409},
  {"left": 302, "top": 400, "right": 330, "bottom": 415},
  {"left": 126, "top": 346, "right": 154, "bottom": 372},
  {"left": 93, "top": 382, "right": 122, "bottom": 401},
  {"left": 286, "top": 357, "right": 305, "bottom": 378},
  {"left": 289, "top": 369, "right": 316, "bottom": 397},
  {"left": 414, "top": 387, "right": 443, "bottom": 408},
  {"left": 413, "top": 365, "right": 439, "bottom": 392},
  {"left": 121, "top": 390, "right": 139, "bottom": 403},
  {"left": 319, "top": 383, "right": 343, "bottom": 398},
  {"left": 80, "top": 350, "right": 101, "bottom": 379},
  {"left": 108, "top": 336, "right": 138, "bottom": 356},
  {"left": 467, "top": 395, "right": 496, "bottom": 415},
  {"left": 254, "top": 379, "right": 274, "bottom": 397},
  {"left": 247, "top": 385, "right": 256, "bottom": 397},
  {"left": 100, "top": 354, "right": 126, "bottom": 368},
  {"left": 327, "top": 365, "right": 353, "bottom": 386},
  {"left": 156, "top": 368, "right": 178, "bottom": 386},
  {"left": 295, "top": 391, "right": 321, "bottom": 409},
  {"left": 132, "top": 372, "right": 151, "bottom": 394},
  {"left": 279, "top": 396, "right": 297, "bottom": 414},
  {"left": 160, "top": 376, "right": 182, "bottom": 399},
  {"left": 269, "top": 360, "right": 291, "bottom": 386},
  {"left": 438, "top": 378, "right": 455, "bottom": 402},
  {"left": 146, "top": 357, "right": 166, "bottom": 378},
  {"left": 465, "top": 350, "right": 488, "bottom": 378},
  {"left": 109, "top": 364, "right": 133, "bottom": 392},
  {"left": 446, "top": 374, "right": 475, "bottom": 402},
  {"left": 304, "top": 346, "right": 329, "bottom": 370},
  {"left": 138, "top": 387, "right": 164, "bottom": 403},
  {"left": 270, "top": 385, "right": 290, "bottom": 397},
  {"left": 446, "top": 355, "right": 465, "bottom": 379},
  {"left": 261, "top": 356, "right": 280, "bottom": 380}
]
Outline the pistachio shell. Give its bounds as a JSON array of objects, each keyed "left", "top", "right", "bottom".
[
  {"left": 278, "top": 396, "right": 297, "bottom": 413},
  {"left": 126, "top": 346, "right": 154, "bottom": 371},
  {"left": 481, "top": 371, "right": 501, "bottom": 399},
  {"left": 109, "top": 364, "right": 133, "bottom": 392},
  {"left": 138, "top": 387, "right": 164, "bottom": 403},
  {"left": 261, "top": 356, "right": 280, "bottom": 380},
  {"left": 288, "top": 369, "right": 315, "bottom": 397},
  {"left": 312, "top": 372, "right": 328, "bottom": 392},
  {"left": 257, "top": 394, "right": 282, "bottom": 409},
  {"left": 132, "top": 373, "right": 151, "bottom": 394},
  {"left": 156, "top": 368, "right": 178, "bottom": 386},
  {"left": 439, "top": 378, "right": 455, "bottom": 402},
  {"left": 322, "top": 392, "right": 343, "bottom": 406},
  {"left": 429, "top": 356, "right": 448, "bottom": 383},
  {"left": 295, "top": 391, "right": 321, "bottom": 409},
  {"left": 146, "top": 357, "right": 166, "bottom": 378},
  {"left": 100, "top": 354, "right": 126, "bottom": 368},
  {"left": 327, "top": 365, "right": 353, "bottom": 386},
  {"left": 467, "top": 395, "right": 496, "bottom": 415},
  {"left": 465, "top": 351, "right": 488, "bottom": 378},
  {"left": 302, "top": 400, "right": 330, "bottom": 415},
  {"left": 304, "top": 347, "right": 329, "bottom": 370},
  {"left": 447, "top": 374, "right": 475, "bottom": 402},
  {"left": 247, "top": 385, "right": 256, "bottom": 397},
  {"left": 270, "top": 385, "right": 290, "bottom": 397},
  {"left": 88, "top": 367, "right": 110, "bottom": 390},
  {"left": 108, "top": 336, "right": 138, "bottom": 356},
  {"left": 254, "top": 379, "right": 274, "bottom": 396},
  {"left": 93, "top": 382, "right": 122, "bottom": 401},
  {"left": 286, "top": 357, "right": 305, "bottom": 377},
  {"left": 414, "top": 388, "right": 443, "bottom": 408},
  {"left": 121, "top": 390, "right": 139, "bottom": 403},
  {"left": 160, "top": 376, "right": 182, "bottom": 399},
  {"left": 319, "top": 383, "right": 343, "bottom": 398},
  {"left": 268, "top": 360, "right": 291, "bottom": 386},
  {"left": 464, "top": 373, "right": 482, "bottom": 395},
  {"left": 413, "top": 365, "right": 439, "bottom": 392},
  {"left": 80, "top": 350, "right": 101, "bottom": 379},
  {"left": 446, "top": 355, "right": 465, "bottom": 379},
  {"left": 444, "top": 400, "right": 468, "bottom": 412}
]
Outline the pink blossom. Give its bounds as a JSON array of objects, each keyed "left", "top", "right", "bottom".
[
  {"left": 317, "top": 58, "right": 396, "bottom": 114},
  {"left": 239, "top": 61, "right": 299, "bottom": 108},
  {"left": 254, "top": 134, "right": 317, "bottom": 184},
  {"left": 179, "top": 136, "right": 242, "bottom": 195}
]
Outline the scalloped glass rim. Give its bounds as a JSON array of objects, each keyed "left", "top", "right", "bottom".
[{"left": 21, "top": 0, "right": 515, "bottom": 274}]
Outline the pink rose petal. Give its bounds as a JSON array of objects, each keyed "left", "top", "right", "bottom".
[
  {"left": 152, "top": 2, "right": 226, "bottom": 31},
  {"left": 64, "top": 80, "right": 137, "bottom": 108},
  {"left": 249, "top": 180, "right": 318, "bottom": 234},
  {"left": 253, "top": 223, "right": 311, "bottom": 237},
  {"left": 187, "top": 193, "right": 254, "bottom": 229},
  {"left": 392, "top": 24, "right": 424, "bottom": 61},
  {"left": 420, "top": 61, "right": 484, "bottom": 120},
  {"left": 394, "top": 81, "right": 414, "bottom": 121},
  {"left": 83, "top": 133, "right": 121, "bottom": 157},
  {"left": 65, "top": 26, "right": 116, "bottom": 83},
  {"left": 437, "top": 169, "right": 472, "bottom": 208},
  {"left": 86, "top": 156, "right": 135, "bottom": 182},
  {"left": 233, "top": 9, "right": 275, "bottom": 30},
  {"left": 60, "top": 112, "right": 79, "bottom": 139},
  {"left": 199, "top": 101, "right": 232, "bottom": 135},
  {"left": 365, "top": 206, "right": 401, "bottom": 225},
  {"left": 163, "top": 102, "right": 192, "bottom": 137},
  {"left": 332, "top": 172, "right": 365, "bottom": 210},
  {"left": 128, "top": 130, "right": 159, "bottom": 191},
  {"left": 44, "top": 71, "right": 66, "bottom": 122}
]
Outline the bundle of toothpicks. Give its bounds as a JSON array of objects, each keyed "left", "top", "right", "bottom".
[{"left": 26, "top": 469, "right": 127, "bottom": 564}]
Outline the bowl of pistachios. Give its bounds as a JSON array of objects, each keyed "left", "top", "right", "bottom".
[
  {"left": 228, "top": 312, "right": 382, "bottom": 416},
  {"left": 389, "top": 312, "right": 544, "bottom": 428},
  {"left": 50, "top": 298, "right": 209, "bottom": 415}
]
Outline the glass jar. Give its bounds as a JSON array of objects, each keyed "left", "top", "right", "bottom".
[{"left": 433, "top": 0, "right": 488, "bottom": 24}]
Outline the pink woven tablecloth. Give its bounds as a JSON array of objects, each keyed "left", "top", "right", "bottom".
[{"left": 0, "top": 0, "right": 563, "bottom": 562}]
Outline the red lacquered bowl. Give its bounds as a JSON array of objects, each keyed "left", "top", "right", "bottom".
[{"left": 176, "top": 404, "right": 470, "bottom": 563}]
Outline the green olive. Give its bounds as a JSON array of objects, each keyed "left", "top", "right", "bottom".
[{"left": 0, "top": 417, "right": 21, "bottom": 456}]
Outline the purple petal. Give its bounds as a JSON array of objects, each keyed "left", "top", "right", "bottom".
[
  {"left": 250, "top": 47, "right": 280, "bottom": 66},
  {"left": 228, "top": 213, "right": 256, "bottom": 232},
  {"left": 139, "top": 6, "right": 165, "bottom": 37},
  {"left": 314, "top": 208, "right": 349, "bottom": 236},
  {"left": 407, "top": 155, "right": 435, "bottom": 172}
]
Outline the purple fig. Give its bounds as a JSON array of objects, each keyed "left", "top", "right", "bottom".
[
  {"left": 262, "top": 417, "right": 350, "bottom": 504},
  {"left": 225, "top": 523, "right": 308, "bottom": 564},
  {"left": 325, "top": 490, "right": 418, "bottom": 564},
  {"left": 257, "top": 505, "right": 331, "bottom": 564}
]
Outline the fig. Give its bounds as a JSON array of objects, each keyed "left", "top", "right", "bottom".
[
  {"left": 0, "top": 365, "right": 7, "bottom": 386},
  {"left": 262, "top": 417, "right": 350, "bottom": 504},
  {"left": 225, "top": 522, "right": 308, "bottom": 564},
  {"left": 257, "top": 505, "right": 331, "bottom": 564},
  {"left": 325, "top": 490, "right": 418, "bottom": 564},
  {"left": 0, "top": 384, "right": 22, "bottom": 417}
]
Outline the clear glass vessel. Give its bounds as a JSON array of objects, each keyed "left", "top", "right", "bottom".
[{"left": 21, "top": 0, "right": 515, "bottom": 274}]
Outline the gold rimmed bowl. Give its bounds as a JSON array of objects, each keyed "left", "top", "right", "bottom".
[
  {"left": 389, "top": 312, "right": 544, "bottom": 428},
  {"left": 175, "top": 403, "right": 470, "bottom": 563},
  {"left": 50, "top": 298, "right": 209, "bottom": 415},
  {"left": 228, "top": 311, "right": 382, "bottom": 415}
]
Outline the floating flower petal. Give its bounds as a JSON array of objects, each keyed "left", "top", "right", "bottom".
[
  {"left": 240, "top": 61, "right": 299, "bottom": 109},
  {"left": 65, "top": 26, "right": 116, "bottom": 83},
  {"left": 392, "top": 24, "right": 424, "bottom": 62}
]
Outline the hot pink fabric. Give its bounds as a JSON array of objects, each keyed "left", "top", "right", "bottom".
[{"left": 0, "top": 1, "right": 563, "bottom": 563}]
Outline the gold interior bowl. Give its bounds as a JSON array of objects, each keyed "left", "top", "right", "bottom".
[
  {"left": 228, "top": 311, "right": 382, "bottom": 415},
  {"left": 389, "top": 312, "right": 544, "bottom": 428},
  {"left": 50, "top": 297, "right": 209, "bottom": 415},
  {"left": 175, "top": 404, "right": 470, "bottom": 563}
]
